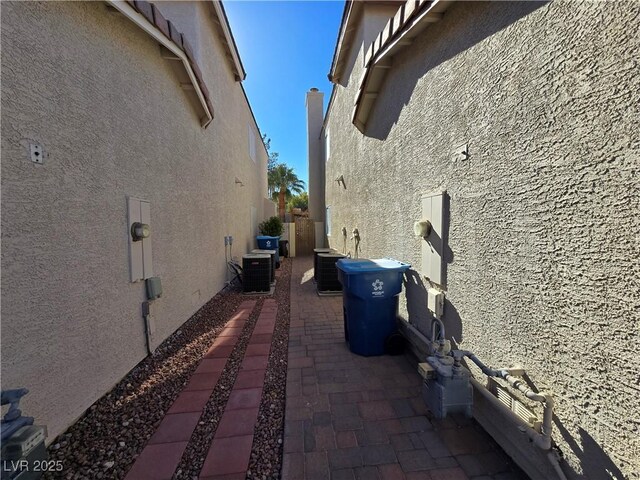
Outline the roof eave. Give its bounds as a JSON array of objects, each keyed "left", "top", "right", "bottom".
[
  {"left": 108, "top": 0, "right": 214, "bottom": 128},
  {"left": 353, "top": 0, "right": 452, "bottom": 133},
  {"left": 210, "top": 0, "right": 247, "bottom": 81},
  {"left": 328, "top": 1, "right": 360, "bottom": 85}
]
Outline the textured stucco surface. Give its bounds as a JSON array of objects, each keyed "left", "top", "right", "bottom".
[
  {"left": 1, "top": 1, "right": 268, "bottom": 440},
  {"left": 323, "top": 1, "right": 639, "bottom": 478},
  {"left": 307, "top": 90, "right": 325, "bottom": 222}
]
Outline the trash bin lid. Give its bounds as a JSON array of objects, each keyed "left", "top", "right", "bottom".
[
  {"left": 336, "top": 258, "right": 411, "bottom": 273},
  {"left": 257, "top": 235, "right": 279, "bottom": 240}
]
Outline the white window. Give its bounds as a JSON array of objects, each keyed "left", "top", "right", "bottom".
[
  {"left": 325, "top": 206, "right": 331, "bottom": 236},
  {"left": 248, "top": 124, "right": 257, "bottom": 163},
  {"left": 324, "top": 129, "right": 330, "bottom": 162}
]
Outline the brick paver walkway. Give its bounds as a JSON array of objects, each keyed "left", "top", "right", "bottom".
[
  {"left": 282, "top": 256, "right": 527, "bottom": 480},
  {"left": 126, "top": 300, "right": 257, "bottom": 480},
  {"left": 200, "top": 299, "right": 277, "bottom": 480},
  {"left": 125, "top": 299, "right": 279, "bottom": 480}
]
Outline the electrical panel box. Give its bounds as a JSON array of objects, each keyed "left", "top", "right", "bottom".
[
  {"left": 421, "top": 192, "right": 444, "bottom": 285},
  {"left": 427, "top": 288, "right": 444, "bottom": 318},
  {"left": 127, "top": 197, "right": 153, "bottom": 282}
]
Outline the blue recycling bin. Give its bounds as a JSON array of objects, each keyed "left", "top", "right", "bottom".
[
  {"left": 337, "top": 258, "right": 411, "bottom": 356},
  {"left": 256, "top": 236, "right": 280, "bottom": 267}
]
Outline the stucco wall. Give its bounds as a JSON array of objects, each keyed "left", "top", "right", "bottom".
[
  {"left": 324, "top": 1, "right": 639, "bottom": 478},
  {"left": 1, "top": 1, "right": 268, "bottom": 440}
]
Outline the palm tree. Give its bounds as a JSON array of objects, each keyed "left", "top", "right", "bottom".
[{"left": 269, "top": 164, "right": 305, "bottom": 221}]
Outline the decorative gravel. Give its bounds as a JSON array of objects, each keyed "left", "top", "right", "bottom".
[
  {"left": 43, "top": 257, "right": 292, "bottom": 480},
  {"left": 247, "top": 258, "right": 292, "bottom": 480}
]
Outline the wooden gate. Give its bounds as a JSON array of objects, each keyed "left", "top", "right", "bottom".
[{"left": 295, "top": 217, "right": 315, "bottom": 256}]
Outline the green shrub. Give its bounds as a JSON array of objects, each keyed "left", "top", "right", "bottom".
[{"left": 258, "top": 216, "right": 284, "bottom": 237}]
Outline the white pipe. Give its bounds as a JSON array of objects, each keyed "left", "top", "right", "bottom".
[
  {"left": 431, "top": 318, "right": 446, "bottom": 342},
  {"left": 458, "top": 350, "right": 555, "bottom": 451},
  {"left": 548, "top": 450, "right": 568, "bottom": 480},
  {"left": 503, "top": 374, "right": 554, "bottom": 450},
  {"left": 470, "top": 378, "right": 564, "bottom": 478},
  {"left": 405, "top": 325, "right": 556, "bottom": 454}
]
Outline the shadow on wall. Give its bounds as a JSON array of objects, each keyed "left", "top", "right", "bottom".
[
  {"left": 402, "top": 275, "right": 626, "bottom": 478},
  {"left": 366, "top": 1, "right": 549, "bottom": 141},
  {"left": 554, "top": 418, "right": 626, "bottom": 480},
  {"left": 403, "top": 269, "right": 462, "bottom": 344},
  {"left": 441, "top": 192, "right": 453, "bottom": 288},
  {"left": 404, "top": 191, "right": 457, "bottom": 338}
]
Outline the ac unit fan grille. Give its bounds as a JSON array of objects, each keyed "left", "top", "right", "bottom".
[
  {"left": 242, "top": 254, "right": 271, "bottom": 293},
  {"left": 317, "top": 253, "right": 344, "bottom": 292},
  {"left": 251, "top": 249, "right": 276, "bottom": 283}
]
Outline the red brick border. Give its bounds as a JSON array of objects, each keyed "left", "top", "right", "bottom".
[{"left": 124, "top": 301, "right": 256, "bottom": 480}]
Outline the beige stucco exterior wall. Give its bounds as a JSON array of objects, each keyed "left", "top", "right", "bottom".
[
  {"left": 1, "top": 1, "right": 268, "bottom": 440},
  {"left": 323, "top": 1, "right": 639, "bottom": 478}
]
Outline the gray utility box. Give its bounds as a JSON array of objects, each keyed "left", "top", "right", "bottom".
[
  {"left": 422, "top": 355, "right": 473, "bottom": 419},
  {"left": 146, "top": 276, "right": 162, "bottom": 300}
]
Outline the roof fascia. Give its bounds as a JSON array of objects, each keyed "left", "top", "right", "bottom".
[
  {"left": 352, "top": 0, "right": 451, "bottom": 132},
  {"left": 107, "top": 0, "right": 213, "bottom": 128},
  {"left": 328, "top": 1, "right": 360, "bottom": 84},
  {"left": 210, "top": 0, "right": 246, "bottom": 81}
]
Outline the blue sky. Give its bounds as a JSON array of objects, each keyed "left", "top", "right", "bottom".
[{"left": 223, "top": 1, "right": 344, "bottom": 187}]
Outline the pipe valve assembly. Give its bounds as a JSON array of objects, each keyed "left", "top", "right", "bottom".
[{"left": 417, "top": 318, "right": 565, "bottom": 479}]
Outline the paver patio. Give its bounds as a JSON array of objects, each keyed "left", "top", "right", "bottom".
[
  {"left": 282, "top": 256, "right": 527, "bottom": 480},
  {"left": 122, "top": 256, "right": 526, "bottom": 479}
]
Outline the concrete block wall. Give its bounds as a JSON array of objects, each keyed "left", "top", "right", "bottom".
[
  {"left": 1, "top": 1, "right": 268, "bottom": 440},
  {"left": 323, "top": 1, "right": 640, "bottom": 478}
]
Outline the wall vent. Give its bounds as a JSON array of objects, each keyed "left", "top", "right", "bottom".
[{"left": 487, "top": 377, "right": 541, "bottom": 432}]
